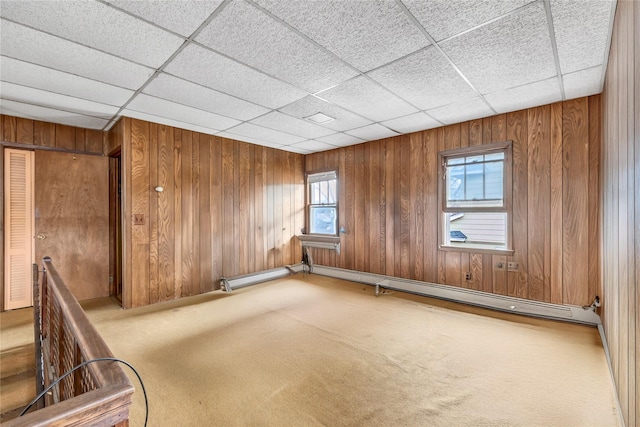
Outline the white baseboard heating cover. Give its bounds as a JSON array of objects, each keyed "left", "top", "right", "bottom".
[
  {"left": 220, "top": 263, "right": 305, "bottom": 292},
  {"left": 310, "top": 265, "right": 602, "bottom": 326}
]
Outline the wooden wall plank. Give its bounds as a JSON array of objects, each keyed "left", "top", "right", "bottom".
[
  {"left": 2, "top": 115, "right": 17, "bottom": 142},
  {"left": 562, "top": 98, "right": 590, "bottom": 306},
  {"left": 368, "top": 141, "right": 382, "bottom": 274},
  {"left": 55, "top": 124, "right": 75, "bottom": 150},
  {"left": 158, "top": 125, "right": 175, "bottom": 300},
  {"left": 181, "top": 130, "right": 194, "bottom": 296},
  {"left": 273, "top": 149, "right": 283, "bottom": 267},
  {"left": 173, "top": 129, "right": 182, "bottom": 300},
  {"left": 527, "top": 105, "right": 551, "bottom": 301},
  {"left": 423, "top": 129, "right": 438, "bottom": 283},
  {"left": 130, "top": 119, "right": 150, "bottom": 307},
  {"left": 222, "top": 139, "right": 235, "bottom": 275},
  {"left": 410, "top": 134, "right": 424, "bottom": 280},
  {"left": 588, "top": 95, "right": 601, "bottom": 305},
  {"left": 33, "top": 121, "right": 55, "bottom": 147},
  {"left": 85, "top": 129, "right": 103, "bottom": 154},
  {"left": 550, "top": 102, "right": 564, "bottom": 304},
  {"left": 148, "top": 123, "right": 159, "bottom": 305},
  {"left": 383, "top": 142, "right": 394, "bottom": 276},
  {"left": 210, "top": 137, "right": 223, "bottom": 286},
  {"left": 354, "top": 144, "right": 366, "bottom": 272},
  {"left": 199, "top": 134, "right": 212, "bottom": 292},
  {"left": 16, "top": 118, "right": 33, "bottom": 144},
  {"left": 507, "top": 109, "right": 529, "bottom": 298}
]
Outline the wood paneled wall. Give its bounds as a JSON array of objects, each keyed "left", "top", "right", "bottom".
[
  {"left": 109, "top": 118, "right": 304, "bottom": 309},
  {"left": 306, "top": 96, "right": 601, "bottom": 307},
  {"left": 602, "top": 1, "right": 639, "bottom": 425},
  {"left": 0, "top": 114, "right": 106, "bottom": 311},
  {"left": 0, "top": 115, "right": 104, "bottom": 154}
]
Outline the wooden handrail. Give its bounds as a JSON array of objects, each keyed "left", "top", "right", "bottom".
[{"left": 4, "top": 258, "right": 134, "bottom": 427}]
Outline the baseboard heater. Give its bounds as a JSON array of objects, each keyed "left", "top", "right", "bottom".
[
  {"left": 310, "top": 265, "right": 602, "bottom": 326},
  {"left": 220, "top": 263, "right": 305, "bottom": 292}
]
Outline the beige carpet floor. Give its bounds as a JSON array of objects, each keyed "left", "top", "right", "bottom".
[{"left": 2, "top": 274, "right": 622, "bottom": 426}]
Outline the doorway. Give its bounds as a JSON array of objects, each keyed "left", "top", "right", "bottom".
[{"left": 109, "top": 152, "right": 123, "bottom": 304}]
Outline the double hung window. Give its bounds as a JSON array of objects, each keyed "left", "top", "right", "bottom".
[{"left": 307, "top": 171, "right": 338, "bottom": 236}]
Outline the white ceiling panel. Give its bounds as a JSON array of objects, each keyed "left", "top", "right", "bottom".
[
  {"left": 164, "top": 44, "right": 307, "bottom": 109},
  {"left": 368, "top": 47, "right": 476, "bottom": 110},
  {"left": 144, "top": 73, "right": 269, "bottom": 121},
  {"left": 403, "top": 0, "right": 533, "bottom": 42},
  {"left": 346, "top": 124, "right": 399, "bottom": 141},
  {"left": 127, "top": 93, "right": 241, "bottom": 131},
  {"left": 427, "top": 97, "right": 494, "bottom": 125},
  {"left": 0, "top": 0, "right": 183, "bottom": 68},
  {"left": 286, "top": 140, "right": 337, "bottom": 153},
  {"left": 440, "top": 2, "right": 556, "bottom": 94},
  {"left": 103, "top": 0, "right": 224, "bottom": 37},
  {"left": 0, "top": 99, "right": 110, "bottom": 129},
  {"left": 253, "top": 0, "right": 429, "bottom": 72},
  {"left": 278, "top": 96, "right": 372, "bottom": 132},
  {"left": 279, "top": 144, "right": 312, "bottom": 155},
  {"left": 315, "top": 132, "right": 365, "bottom": 147},
  {"left": 318, "top": 76, "right": 417, "bottom": 122},
  {"left": 485, "top": 78, "right": 562, "bottom": 114},
  {"left": 1, "top": 82, "right": 118, "bottom": 119},
  {"left": 381, "top": 112, "right": 441, "bottom": 134},
  {"left": 217, "top": 131, "right": 286, "bottom": 149},
  {"left": 224, "top": 123, "right": 305, "bottom": 146},
  {"left": 563, "top": 66, "right": 604, "bottom": 100},
  {"left": 550, "top": 0, "right": 614, "bottom": 74},
  {"left": 0, "top": 56, "right": 134, "bottom": 106},
  {"left": 250, "top": 111, "right": 336, "bottom": 139},
  {"left": 0, "top": 19, "right": 153, "bottom": 89},
  {"left": 195, "top": 0, "right": 358, "bottom": 93},
  {"left": 121, "top": 109, "right": 219, "bottom": 136}
]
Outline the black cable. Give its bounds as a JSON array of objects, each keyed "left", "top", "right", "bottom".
[{"left": 19, "top": 357, "right": 148, "bottom": 427}]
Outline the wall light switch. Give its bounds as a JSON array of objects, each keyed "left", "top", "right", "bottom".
[
  {"left": 133, "top": 214, "right": 145, "bottom": 225},
  {"left": 507, "top": 262, "right": 519, "bottom": 271}
]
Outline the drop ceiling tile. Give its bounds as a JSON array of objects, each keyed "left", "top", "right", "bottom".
[
  {"left": 345, "top": 124, "right": 399, "bottom": 141},
  {"left": 250, "top": 111, "right": 336, "bottom": 139},
  {"left": 224, "top": 123, "right": 305, "bottom": 146},
  {"left": 368, "top": 47, "right": 476, "bottom": 110},
  {"left": 121, "top": 109, "right": 219, "bottom": 136},
  {"left": 254, "top": 0, "right": 429, "bottom": 72},
  {"left": 164, "top": 44, "right": 307, "bottom": 109},
  {"left": 381, "top": 112, "right": 441, "bottom": 134},
  {"left": 0, "top": 99, "right": 109, "bottom": 129},
  {"left": 426, "top": 97, "right": 494, "bottom": 125},
  {"left": 403, "top": 0, "right": 532, "bottom": 42},
  {"left": 278, "top": 96, "right": 372, "bottom": 132},
  {"left": 1, "top": 82, "right": 119, "bottom": 119},
  {"left": 144, "top": 73, "right": 269, "bottom": 121},
  {"left": 103, "top": 0, "right": 224, "bottom": 37},
  {"left": 563, "top": 66, "right": 603, "bottom": 100},
  {"left": 440, "top": 2, "right": 556, "bottom": 94},
  {"left": 280, "top": 144, "right": 313, "bottom": 155},
  {"left": 195, "top": 0, "right": 358, "bottom": 93},
  {"left": 550, "top": 0, "right": 613, "bottom": 74},
  {"left": 318, "top": 76, "right": 417, "bottom": 122},
  {"left": 127, "top": 94, "right": 241, "bottom": 131},
  {"left": 0, "top": 56, "right": 134, "bottom": 106},
  {"left": 286, "top": 140, "right": 337, "bottom": 153},
  {"left": 0, "top": 20, "right": 153, "bottom": 89},
  {"left": 485, "top": 78, "right": 562, "bottom": 114},
  {"left": 1, "top": 1, "right": 183, "bottom": 68},
  {"left": 216, "top": 131, "right": 284, "bottom": 149},
  {"left": 315, "top": 132, "right": 365, "bottom": 147}
]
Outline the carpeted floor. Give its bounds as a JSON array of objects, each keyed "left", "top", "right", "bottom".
[{"left": 1, "top": 274, "right": 623, "bottom": 426}]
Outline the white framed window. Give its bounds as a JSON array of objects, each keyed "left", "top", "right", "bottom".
[
  {"left": 307, "top": 170, "right": 338, "bottom": 236},
  {"left": 438, "top": 141, "right": 513, "bottom": 254}
]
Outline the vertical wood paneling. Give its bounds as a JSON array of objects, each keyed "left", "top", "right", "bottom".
[
  {"left": 210, "top": 137, "right": 223, "bottom": 285},
  {"left": 198, "top": 134, "right": 212, "bottom": 292},
  {"left": 354, "top": 144, "right": 366, "bottom": 271},
  {"left": 368, "top": 141, "right": 382, "bottom": 274},
  {"left": 527, "top": 106, "right": 551, "bottom": 301},
  {"left": 55, "top": 124, "right": 75, "bottom": 150},
  {"left": 33, "top": 121, "right": 55, "bottom": 147},
  {"left": 222, "top": 139, "right": 235, "bottom": 275},
  {"left": 2, "top": 115, "right": 17, "bottom": 142},
  {"left": 148, "top": 123, "right": 159, "bottom": 304},
  {"left": 550, "top": 102, "right": 564, "bottom": 304},
  {"left": 562, "top": 98, "right": 590, "bottom": 306},
  {"left": 173, "top": 129, "right": 182, "bottom": 300},
  {"left": 507, "top": 109, "right": 528, "bottom": 298},
  {"left": 588, "top": 96, "right": 601, "bottom": 304},
  {"left": 409, "top": 134, "right": 424, "bottom": 280},
  {"left": 423, "top": 129, "right": 438, "bottom": 283},
  {"left": 16, "top": 118, "right": 33, "bottom": 144},
  {"left": 383, "top": 142, "right": 394, "bottom": 276},
  {"left": 158, "top": 125, "right": 175, "bottom": 300},
  {"left": 601, "top": 2, "right": 639, "bottom": 425},
  {"left": 130, "top": 119, "right": 150, "bottom": 307}
]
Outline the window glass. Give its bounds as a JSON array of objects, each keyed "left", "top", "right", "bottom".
[{"left": 307, "top": 171, "right": 338, "bottom": 236}]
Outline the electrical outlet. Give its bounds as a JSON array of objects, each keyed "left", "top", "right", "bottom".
[
  {"left": 507, "top": 262, "right": 519, "bottom": 271},
  {"left": 495, "top": 262, "right": 506, "bottom": 270},
  {"left": 133, "top": 214, "right": 145, "bottom": 225},
  {"left": 465, "top": 272, "right": 472, "bottom": 280}
]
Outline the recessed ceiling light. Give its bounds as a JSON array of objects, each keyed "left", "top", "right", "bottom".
[{"left": 304, "top": 112, "right": 335, "bottom": 124}]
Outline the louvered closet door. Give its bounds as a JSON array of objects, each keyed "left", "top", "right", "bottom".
[{"left": 4, "top": 149, "right": 35, "bottom": 310}]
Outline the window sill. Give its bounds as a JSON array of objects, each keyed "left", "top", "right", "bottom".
[{"left": 439, "top": 243, "right": 514, "bottom": 256}]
